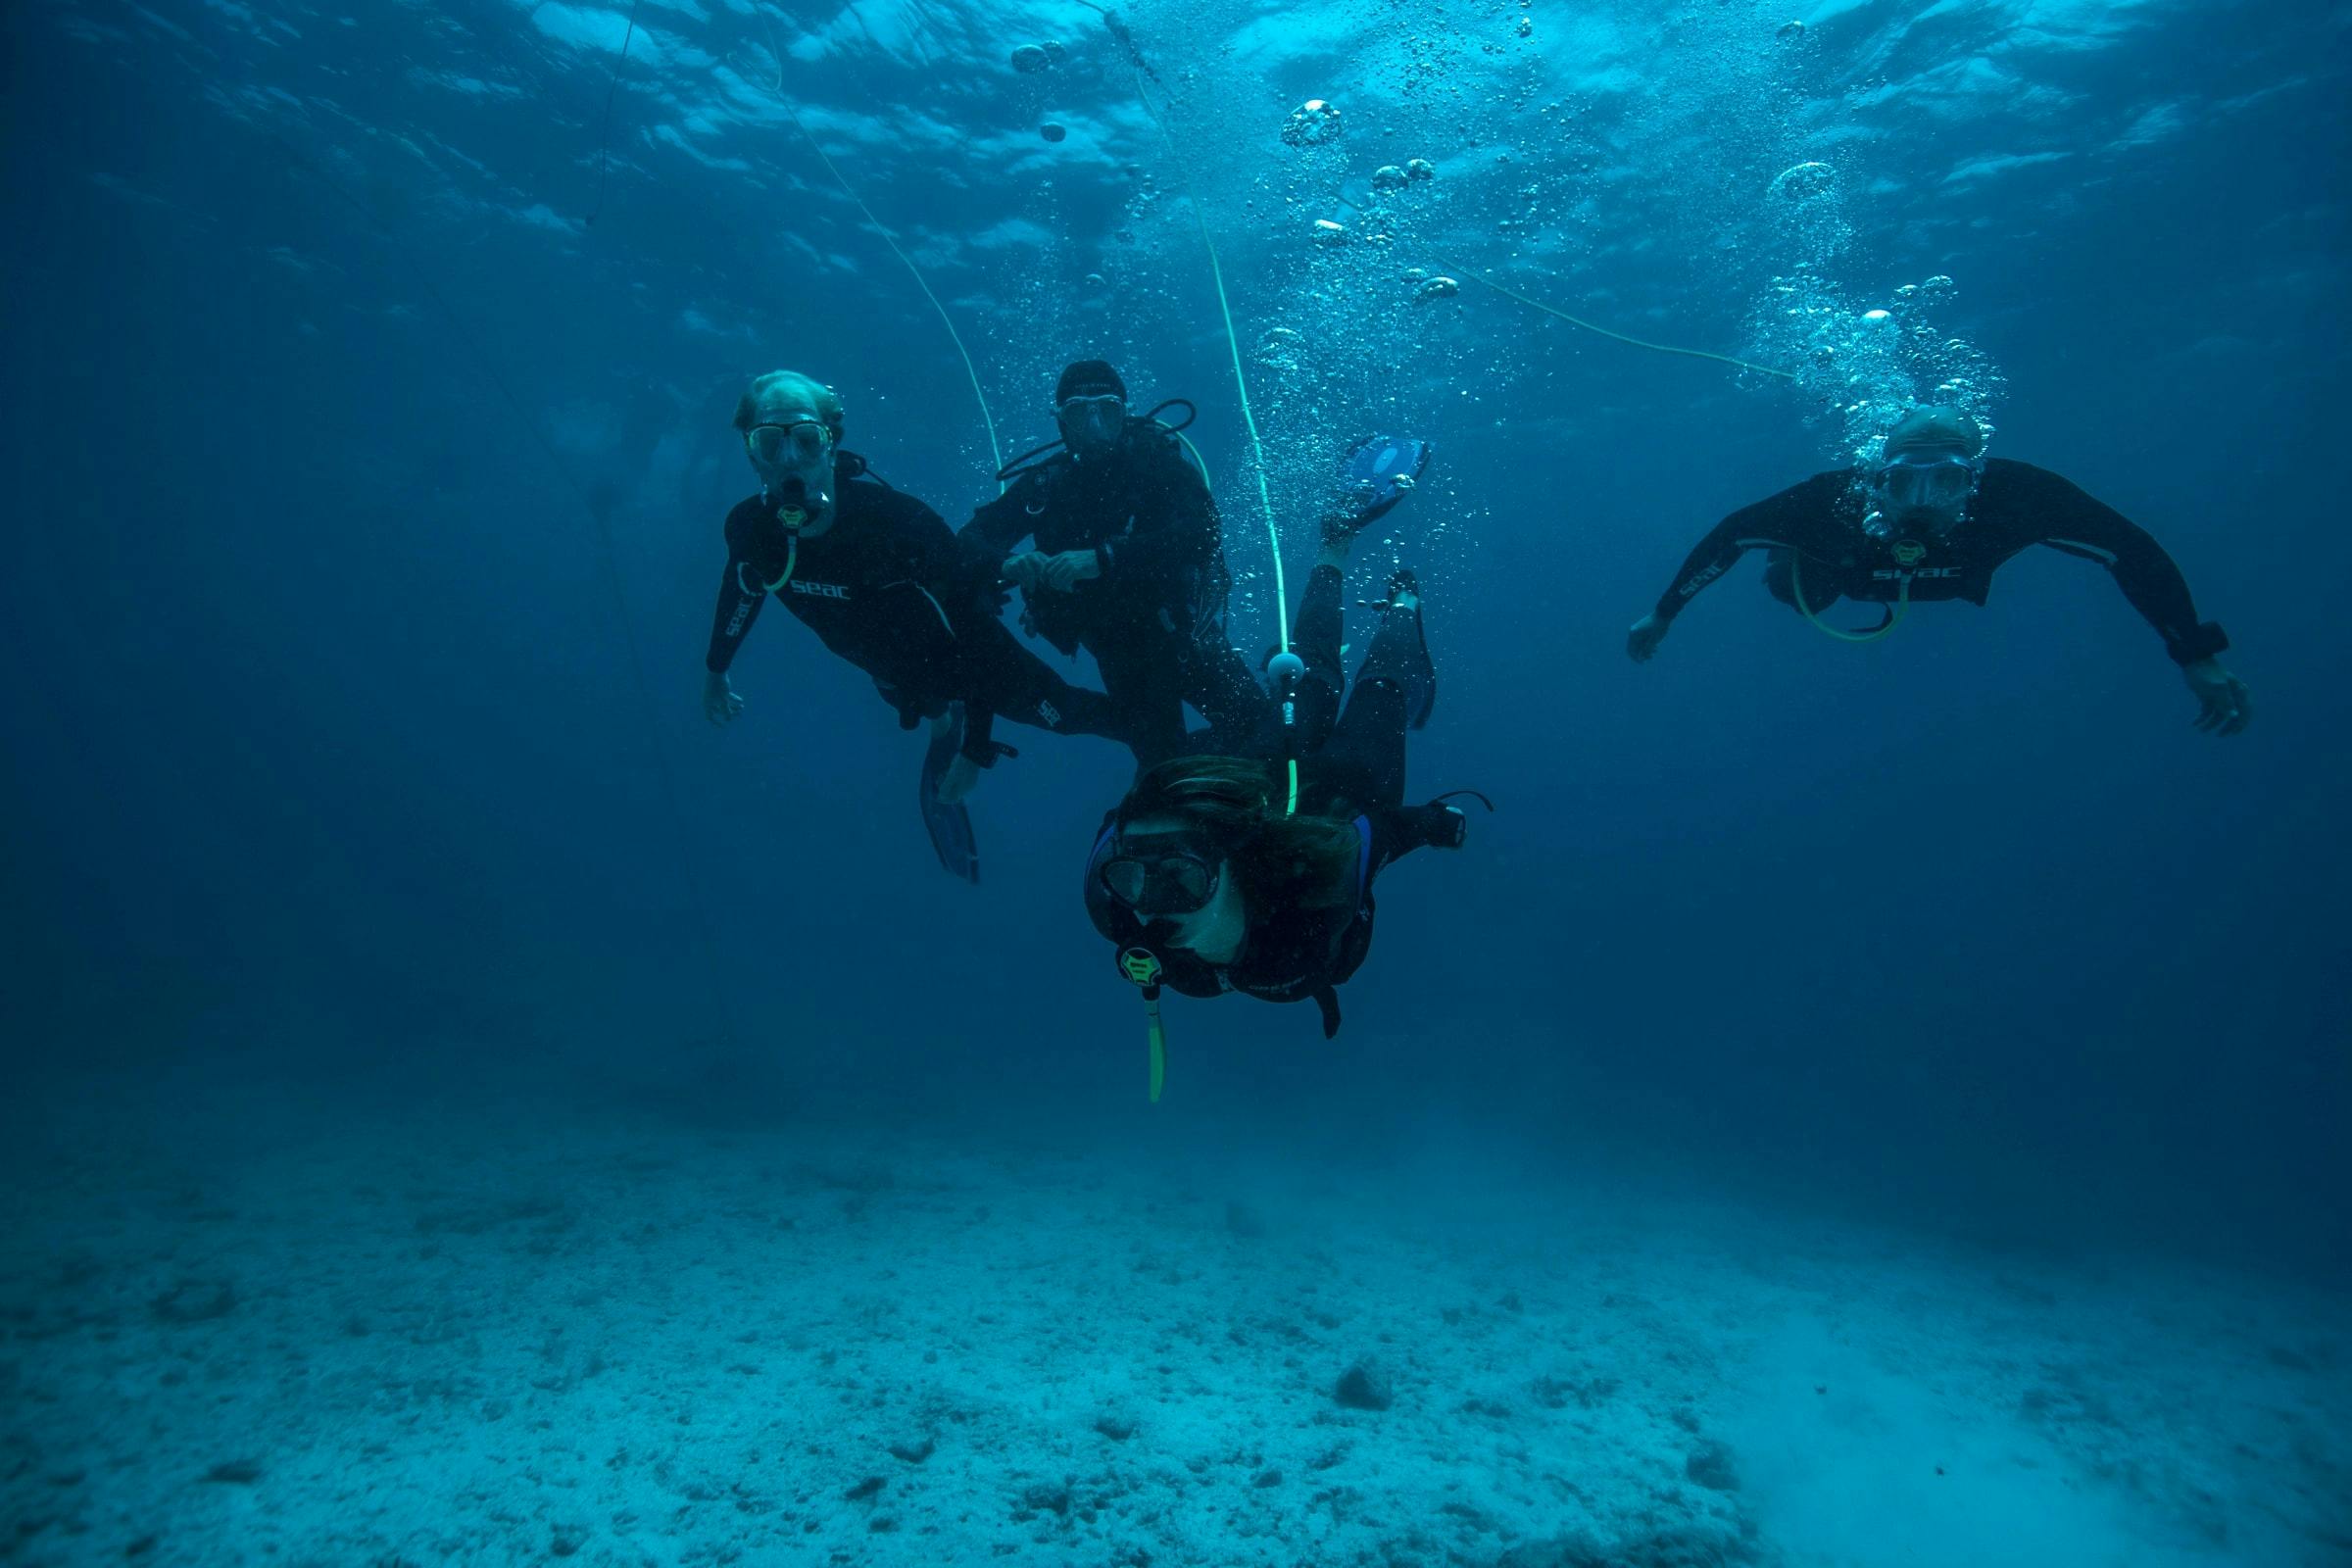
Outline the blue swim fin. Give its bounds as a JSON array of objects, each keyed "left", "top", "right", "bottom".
[
  {"left": 919, "top": 704, "right": 981, "bottom": 884},
  {"left": 1342, "top": 435, "right": 1433, "bottom": 524}
]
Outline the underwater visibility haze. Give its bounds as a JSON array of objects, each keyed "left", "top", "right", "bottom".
[{"left": 2, "top": 0, "right": 2348, "bottom": 1561}]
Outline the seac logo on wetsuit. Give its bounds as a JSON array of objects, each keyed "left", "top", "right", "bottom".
[
  {"left": 789, "top": 580, "right": 851, "bottom": 600},
  {"left": 1876, "top": 539, "right": 1959, "bottom": 580},
  {"left": 1676, "top": 562, "right": 1729, "bottom": 598}
]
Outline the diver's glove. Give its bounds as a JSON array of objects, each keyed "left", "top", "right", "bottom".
[
  {"left": 704, "top": 669, "right": 745, "bottom": 725},
  {"left": 2181, "top": 657, "right": 2251, "bottom": 737}
]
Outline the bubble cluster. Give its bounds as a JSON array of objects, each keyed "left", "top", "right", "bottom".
[
  {"left": 1764, "top": 161, "right": 1851, "bottom": 272},
  {"left": 1748, "top": 270, "right": 2006, "bottom": 468},
  {"left": 1281, "top": 99, "right": 1344, "bottom": 148},
  {"left": 1009, "top": 42, "right": 1063, "bottom": 74}
]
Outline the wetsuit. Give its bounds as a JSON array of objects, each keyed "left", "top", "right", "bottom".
[
  {"left": 1651, "top": 458, "right": 2229, "bottom": 664},
  {"left": 707, "top": 458, "right": 1121, "bottom": 761},
  {"left": 961, "top": 427, "right": 1267, "bottom": 765},
  {"left": 1082, "top": 564, "right": 1459, "bottom": 1037}
]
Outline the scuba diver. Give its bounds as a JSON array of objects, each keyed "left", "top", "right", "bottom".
[
  {"left": 959, "top": 360, "right": 1268, "bottom": 768},
  {"left": 1082, "top": 436, "right": 1478, "bottom": 1100},
  {"left": 704, "top": 369, "right": 1125, "bottom": 879},
  {"left": 1625, "top": 406, "right": 2251, "bottom": 735}
]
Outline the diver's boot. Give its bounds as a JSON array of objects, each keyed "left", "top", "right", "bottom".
[
  {"left": 1318, "top": 507, "right": 1365, "bottom": 555},
  {"left": 1360, "top": 568, "right": 1437, "bottom": 730}
]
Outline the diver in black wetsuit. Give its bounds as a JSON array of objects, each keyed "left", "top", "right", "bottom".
[
  {"left": 959, "top": 360, "right": 1267, "bottom": 768},
  {"left": 703, "top": 370, "right": 1123, "bottom": 804},
  {"left": 1626, "top": 406, "right": 2252, "bottom": 735},
  {"left": 1083, "top": 454, "right": 1473, "bottom": 1082}
]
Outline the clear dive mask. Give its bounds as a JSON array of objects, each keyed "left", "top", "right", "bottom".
[
  {"left": 1099, "top": 839, "right": 1220, "bottom": 917},
  {"left": 1057, "top": 394, "right": 1128, "bottom": 456},
  {"left": 1872, "top": 453, "right": 1978, "bottom": 514},
  {"left": 745, "top": 419, "right": 833, "bottom": 467}
]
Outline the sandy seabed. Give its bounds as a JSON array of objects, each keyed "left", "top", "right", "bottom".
[{"left": 3, "top": 1075, "right": 2345, "bottom": 1568}]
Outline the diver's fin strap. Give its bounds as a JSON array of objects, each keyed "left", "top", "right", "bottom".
[
  {"left": 1430, "top": 788, "right": 1495, "bottom": 813},
  {"left": 1424, "top": 790, "right": 1493, "bottom": 846},
  {"left": 1313, "top": 985, "right": 1342, "bottom": 1040}
]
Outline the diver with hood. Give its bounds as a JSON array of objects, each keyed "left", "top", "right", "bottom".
[
  {"left": 1082, "top": 438, "right": 1475, "bottom": 1099},
  {"left": 1625, "top": 406, "right": 2252, "bottom": 735},
  {"left": 703, "top": 369, "right": 1124, "bottom": 876},
  {"left": 960, "top": 359, "right": 1268, "bottom": 768}
]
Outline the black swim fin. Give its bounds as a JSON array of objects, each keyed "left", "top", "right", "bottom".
[{"left": 919, "top": 704, "right": 981, "bottom": 884}]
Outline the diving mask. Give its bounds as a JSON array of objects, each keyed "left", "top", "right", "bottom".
[
  {"left": 1100, "top": 839, "right": 1220, "bottom": 917},
  {"left": 1873, "top": 453, "right": 1978, "bottom": 514},
  {"left": 1058, "top": 394, "right": 1128, "bottom": 456},
  {"left": 745, "top": 419, "right": 833, "bottom": 467}
]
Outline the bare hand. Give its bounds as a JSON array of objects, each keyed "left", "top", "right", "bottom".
[
  {"left": 1040, "top": 549, "right": 1102, "bottom": 593},
  {"left": 704, "top": 670, "right": 745, "bottom": 725},
  {"left": 1626, "top": 612, "right": 1670, "bottom": 663},
  {"left": 1002, "top": 553, "right": 1048, "bottom": 594},
  {"left": 2181, "top": 658, "right": 2251, "bottom": 736}
]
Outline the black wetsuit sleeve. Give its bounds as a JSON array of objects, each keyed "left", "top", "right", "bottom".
[
  {"left": 1652, "top": 472, "right": 1847, "bottom": 622},
  {"left": 1099, "top": 445, "right": 1219, "bottom": 583},
  {"left": 706, "top": 512, "right": 765, "bottom": 674},
  {"left": 1366, "top": 805, "right": 1459, "bottom": 873},
  {"left": 2017, "top": 465, "right": 2228, "bottom": 665},
  {"left": 959, "top": 486, "right": 1037, "bottom": 571}
]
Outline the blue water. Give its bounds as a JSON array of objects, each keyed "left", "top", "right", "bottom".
[{"left": 4, "top": 0, "right": 2347, "bottom": 1563}]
